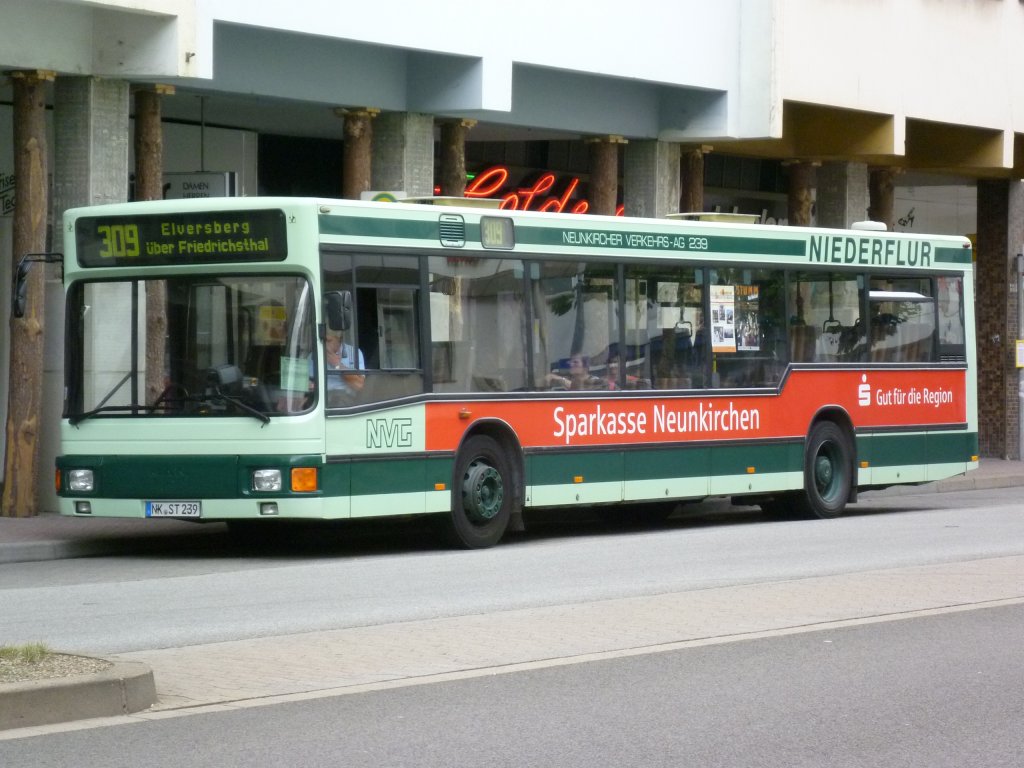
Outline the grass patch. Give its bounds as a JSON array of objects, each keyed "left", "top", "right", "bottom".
[{"left": 0, "top": 643, "right": 51, "bottom": 664}]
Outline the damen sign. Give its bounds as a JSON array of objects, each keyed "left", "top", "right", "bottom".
[{"left": 463, "top": 165, "right": 625, "bottom": 216}]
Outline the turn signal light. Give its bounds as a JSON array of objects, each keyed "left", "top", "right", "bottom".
[{"left": 291, "top": 467, "right": 318, "bottom": 493}]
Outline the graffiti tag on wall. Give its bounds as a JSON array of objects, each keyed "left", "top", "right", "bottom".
[{"left": 1, "top": 171, "right": 14, "bottom": 215}]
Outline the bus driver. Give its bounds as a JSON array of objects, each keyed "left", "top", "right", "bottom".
[{"left": 321, "top": 329, "right": 365, "bottom": 395}]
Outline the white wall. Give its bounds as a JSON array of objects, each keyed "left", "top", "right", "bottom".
[
  {"left": 204, "top": 0, "right": 746, "bottom": 93},
  {"left": 893, "top": 183, "right": 977, "bottom": 237},
  {"left": 779, "top": 0, "right": 1024, "bottom": 133}
]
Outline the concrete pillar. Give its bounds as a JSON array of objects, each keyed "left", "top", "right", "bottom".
[
  {"left": 587, "top": 136, "right": 624, "bottom": 216},
  {"left": 815, "top": 161, "right": 869, "bottom": 229},
  {"left": 679, "top": 146, "right": 708, "bottom": 214},
  {"left": 624, "top": 140, "right": 680, "bottom": 219},
  {"left": 44, "top": 76, "right": 130, "bottom": 513},
  {"left": 976, "top": 179, "right": 1024, "bottom": 459},
  {"left": 53, "top": 77, "right": 130, "bottom": 222},
  {"left": 372, "top": 112, "right": 435, "bottom": 199},
  {"left": 868, "top": 167, "right": 898, "bottom": 230},
  {"left": 785, "top": 161, "right": 816, "bottom": 227},
  {"left": 439, "top": 119, "right": 475, "bottom": 197},
  {"left": 339, "top": 108, "right": 378, "bottom": 200},
  {"left": 2, "top": 70, "right": 53, "bottom": 517}
]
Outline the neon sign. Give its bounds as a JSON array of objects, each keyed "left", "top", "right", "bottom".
[{"left": 460, "top": 165, "right": 625, "bottom": 216}]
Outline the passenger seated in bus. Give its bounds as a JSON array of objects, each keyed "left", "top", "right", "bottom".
[
  {"left": 567, "top": 353, "right": 604, "bottom": 390},
  {"left": 604, "top": 355, "right": 639, "bottom": 389},
  {"left": 544, "top": 354, "right": 601, "bottom": 390}
]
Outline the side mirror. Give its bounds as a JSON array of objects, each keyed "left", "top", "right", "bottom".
[
  {"left": 12, "top": 259, "right": 31, "bottom": 319},
  {"left": 12, "top": 253, "right": 62, "bottom": 319},
  {"left": 324, "top": 290, "right": 352, "bottom": 332}
]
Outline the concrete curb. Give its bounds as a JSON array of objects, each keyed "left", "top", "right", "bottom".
[
  {"left": 0, "top": 660, "right": 156, "bottom": 731},
  {"left": 861, "top": 473, "right": 1023, "bottom": 497},
  {"left": 0, "top": 531, "right": 223, "bottom": 566},
  {"left": 0, "top": 540, "right": 123, "bottom": 566}
]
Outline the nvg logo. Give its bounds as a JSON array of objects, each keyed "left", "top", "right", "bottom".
[
  {"left": 366, "top": 417, "right": 413, "bottom": 448},
  {"left": 857, "top": 374, "right": 871, "bottom": 407}
]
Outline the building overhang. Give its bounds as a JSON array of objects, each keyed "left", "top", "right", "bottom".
[{"left": 718, "top": 101, "right": 1023, "bottom": 179}]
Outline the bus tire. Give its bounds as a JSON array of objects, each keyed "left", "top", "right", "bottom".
[
  {"left": 448, "top": 434, "right": 513, "bottom": 549},
  {"left": 797, "top": 421, "right": 852, "bottom": 519}
]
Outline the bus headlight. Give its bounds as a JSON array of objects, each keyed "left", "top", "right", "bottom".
[
  {"left": 68, "top": 469, "right": 95, "bottom": 493},
  {"left": 252, "top": 469, "right": 282, "bottom": 492}
]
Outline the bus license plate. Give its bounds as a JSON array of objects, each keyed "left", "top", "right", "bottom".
[{"left": 146, "top": 500, "right": 202, "bottom": 518}]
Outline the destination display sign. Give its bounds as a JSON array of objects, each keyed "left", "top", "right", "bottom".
[{"left": 75, "top": 209, "right": 288, "bottom": 267}]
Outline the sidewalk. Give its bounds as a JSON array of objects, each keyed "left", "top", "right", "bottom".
[{"left": 1, "top": 459, "right": 1022, "bottom": 735}]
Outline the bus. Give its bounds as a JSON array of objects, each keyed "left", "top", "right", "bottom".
[{"left": 40, "top": 196, "right": 976, "bottom": 548}]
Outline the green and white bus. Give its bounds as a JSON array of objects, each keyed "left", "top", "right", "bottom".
[{"left": 46, "top": 197, "right": 977, "bottom": 547}]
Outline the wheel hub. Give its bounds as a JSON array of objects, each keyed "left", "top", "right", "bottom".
[
  {"left": 815, "top": 453, "right": 835, "bottom": 493},
  {"left": 463, "top": 460, "right": 503, "bottom": 522}
]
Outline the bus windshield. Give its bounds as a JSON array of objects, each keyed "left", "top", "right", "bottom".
[{"left": 64, "top": 274, "right": 316, "bottom": 420}]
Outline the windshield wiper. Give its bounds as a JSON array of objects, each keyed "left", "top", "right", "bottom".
[
  {"left": 206, "top": 389, "right": 271, "bottom": 426},
  {"left": 68, "top": 404, "right": 152, "bottom": 427},
  {"left": 70, "top": 391, "right": 271, "bottom": 427}
]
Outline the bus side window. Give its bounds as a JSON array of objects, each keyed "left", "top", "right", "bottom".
[
  {"left": 322, "top": 253, "right": 425, "bottom": 405},
  {"left": 869, "top": 277, "right": 935, "bottom": 363},
  {"left": 624, "top": 265, "right": 704, "bottom": 390},
  {"left": 789, "top": 273, "right": 863, "bottom": 364},
  {"left": 710, "top": 267, "right": 784, "bottom": 388}
]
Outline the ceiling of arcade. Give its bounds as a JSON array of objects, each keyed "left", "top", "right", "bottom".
[
  {"left": 5, "top": 74, "right": 1019, "bottom": 185},
  {"left": 123, "top": 87, "right": 1024, "bottom": 183}
]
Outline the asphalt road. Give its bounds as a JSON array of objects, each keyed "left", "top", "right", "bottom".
[
  {"left": 2, "top": 603, "right": 1021, "bottom": 767},
  {"left": 2, "top": 488, "right": 1023, "bottom": 654}
]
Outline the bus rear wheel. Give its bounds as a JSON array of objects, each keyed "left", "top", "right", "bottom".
[
  {"left": 796, "top": 421, "right": 852, "bottom": 519},
  {"left": 447, "top": 435, "right": 514, "bottom": 549}
]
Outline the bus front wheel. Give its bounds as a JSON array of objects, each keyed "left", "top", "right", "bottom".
[
  {"left": 448, "top": 435, "right": 513, "bottom": 549},
  {"left": 797, "top": 421, "right": 852, "bottom": 519}
]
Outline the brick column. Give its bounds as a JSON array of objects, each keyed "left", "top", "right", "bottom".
[
  {"left": 339, "top": 108, "right": 378, "bottom": 200},
  {"left": 587, "top": 135, "right": 624, "bottom": 216},
  {"left": 679, "top": 146, "right": 709, "bottom": 214},
  {"left": 372, "top": 112, "right": 435, "bottom": 199},
  {"left": 624, "top": 140, "right": 680, "bottom": 219},
  {"left": 784, "top": 161, "right": 816, "bottom": 227},
  {"left": 868, "top": 167, "right": 898, "bottom": 230},
  {"left": 134, "top": 85, "right": 173, "bottom": 406},
  {"left": 2, "top": 70, "right": 53, "bottom": 517},
  {"left": 439, "top": 119, "right": 475, "bottom": 197},
  {"left": 976, "top": 179, "right": 1024, "bottom": 459}
]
